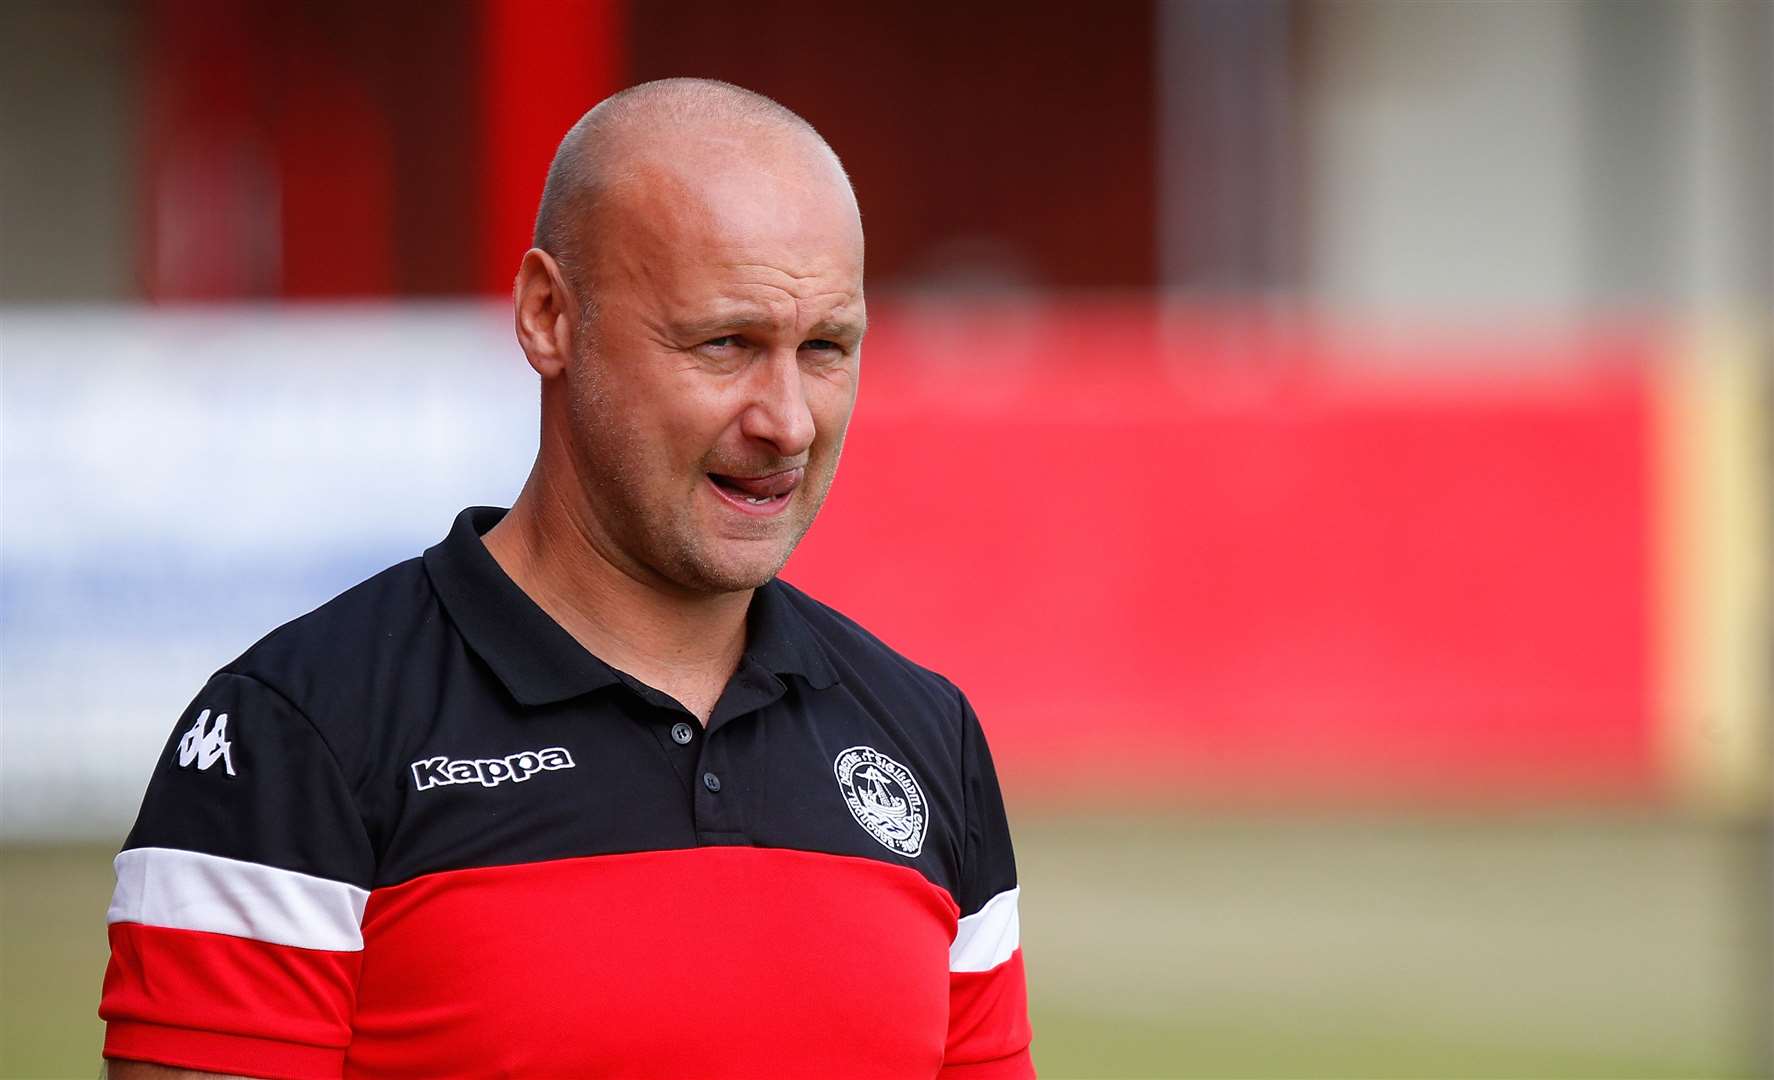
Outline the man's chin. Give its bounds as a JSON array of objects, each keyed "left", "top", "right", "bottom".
[{"left": 675, "top": 539, "right": 797, "bottom": 595}]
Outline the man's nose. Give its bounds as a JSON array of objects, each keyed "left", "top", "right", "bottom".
[{"left": 739, "top": 348, "right": 817, "bottom": 457}]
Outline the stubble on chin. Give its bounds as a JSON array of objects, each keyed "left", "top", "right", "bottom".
[
  {"left": 559, "top": 349, "right": 848, "bottom": 595},
  {"left": 673, "top": 503, "right": 808, "bottom": 594}
]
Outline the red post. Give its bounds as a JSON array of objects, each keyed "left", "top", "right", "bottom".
[{"left": 477, "top": 0, "right": 626, "bottom": 297}]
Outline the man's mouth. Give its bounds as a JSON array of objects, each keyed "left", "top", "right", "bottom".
[{"left": 706, "top": 468, "right": 803, "bottom": 512}]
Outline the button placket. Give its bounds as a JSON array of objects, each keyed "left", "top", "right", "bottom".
[
  {"left": 691, "top": 722, "right": 748, "bottom": 841},
  {"left": 687, "top": 656, "right": 780, "bottom": 843}
]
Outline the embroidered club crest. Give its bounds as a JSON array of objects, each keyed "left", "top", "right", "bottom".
[{"left": 834, "top": 745, "right": 927, "bottom": 857}]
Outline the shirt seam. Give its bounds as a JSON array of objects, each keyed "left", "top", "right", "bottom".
[
  {"left": 949, "top": 676, "right": 974, "bottom": 886},
  {"left": 366, "top": 843, "right": 963, "bottom": 914},
  {"left": 212, "top": 669, "right": 378, "bottom": 869},
  {"left": 103, "top": 1014, "right": 351, "bottom": 1054}
]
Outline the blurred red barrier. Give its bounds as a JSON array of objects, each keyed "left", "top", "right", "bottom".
[
  {"left": 478, "top": 0, "right": 625, "bottom": 294},
  {"left": 784, "top": 304, "right": 1660, "bottom": 804}
]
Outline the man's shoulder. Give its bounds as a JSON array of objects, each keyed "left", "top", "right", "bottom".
[
  {"left": 769, "top": 578, "right": 965, "bottom": 705},
  {"left": 217, "top": 554, "right": 442, "bottom": 730}
]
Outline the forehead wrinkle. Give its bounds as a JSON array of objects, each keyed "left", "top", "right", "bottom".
[
  {"left": 724, "top": 262, "right": 852, "bottom": 284},
  {"left": 588, "top": 139, "right": 864, "bottom": 346},
  {"left": 703, "top": 280, "right": 860, "bottom": 317}
]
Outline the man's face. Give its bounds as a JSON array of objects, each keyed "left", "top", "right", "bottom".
[{"left": 561, "top": 140, "right": 866, "bottom": 595}]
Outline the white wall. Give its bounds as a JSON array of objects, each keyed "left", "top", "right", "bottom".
[
  {"left": 1303, "top": 1, "right": 1589, "bottom": 323},
  {"left": 2, "top": 303, "right": 537, "bottom": 840},
  {"left": 1301, "top": 0, "right": 1771, "bottom": 324}
]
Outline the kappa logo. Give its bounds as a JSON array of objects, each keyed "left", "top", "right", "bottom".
[
  {"left": 177, "top": 708, "right": 236, "bottom": 776},
  {"left": 410, "top": 746, "right": 576, "bottom": 791},
  {"left": 834, "top": 745, "right": 928, "bottom": 857}
]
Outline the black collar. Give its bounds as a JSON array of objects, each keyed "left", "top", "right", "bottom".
[{"left": 423, "top": 506, "right": 838, "bottom": 707}]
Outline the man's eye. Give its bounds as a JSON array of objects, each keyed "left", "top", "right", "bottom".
[
  {"left": 801, "top": 339, "right": 842, "bottom": 353},
  {"left": 702, "top": 336, "right": 741, "bottom": 349}
]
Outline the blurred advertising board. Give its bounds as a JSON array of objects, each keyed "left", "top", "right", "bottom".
[{"left": 2, "top": 303, "right": 1764, "bottom": 839}]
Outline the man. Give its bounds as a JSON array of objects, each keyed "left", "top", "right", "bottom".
[{"left": 101, "top": 78, "right": 1033, "bottom": 1078}]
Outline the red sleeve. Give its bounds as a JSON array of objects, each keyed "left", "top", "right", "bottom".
[
  {"left": 103, "top": 924, "right": 361, "bottom": 1079},
  {"left": 943, "top": 947, "right": 1034, "bottom": 1078},
  {"left": 99, "top": 673, "right": 373, "bottom": 1078}
]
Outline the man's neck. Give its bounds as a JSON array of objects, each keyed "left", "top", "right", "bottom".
[{"left": 481, "top": 480, "right": 750, "bottom": 723}]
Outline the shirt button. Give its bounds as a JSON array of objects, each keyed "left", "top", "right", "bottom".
[
  {"left": 671, "top": 722, "right": 694, "bottom": 745},
  {"left": 702, "top": 771, "right": 722, "bottom": 793}
]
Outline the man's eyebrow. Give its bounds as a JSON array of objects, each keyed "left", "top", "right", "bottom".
[
  {"left": 670, "top": 311, "right": 868, "bottom": 342},
  {"left": 810, "top": 314, "right": 867, "bottom": 341},
  {"left": 671, "top": 313, "right": 776, "bottom": 340}
]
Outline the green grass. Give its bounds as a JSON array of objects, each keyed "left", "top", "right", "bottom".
[
  {"left": 1016, "top": 810, "right": 1770, "bottom": 1079},
  {"left": 2, "top": 846, "right": 112, "bottom": 1080},
  {"left": 4, "top": 812, "right": 1768, "bottom": 1079}
]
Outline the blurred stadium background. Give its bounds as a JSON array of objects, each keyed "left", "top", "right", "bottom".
[{"left": 2, "top": 1, "right": 1769, "bottom": 1077}]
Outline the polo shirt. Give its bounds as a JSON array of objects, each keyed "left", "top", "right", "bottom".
[{"left": 100, "top": 506, "right": 1033, "bottom": 1079}]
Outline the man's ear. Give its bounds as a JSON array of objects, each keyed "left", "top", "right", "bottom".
[{"left": 514, "top": 248, "right": 579, "bottom": 379}]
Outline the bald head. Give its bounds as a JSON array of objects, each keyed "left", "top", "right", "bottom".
[
  {"left": 504, "top": 79, "right": 866, "bottom": 597},
  {"left": 531, "top": 78, "right": 854, "bottom": 311}
]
